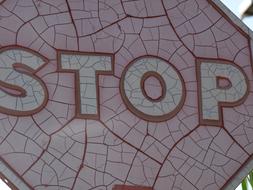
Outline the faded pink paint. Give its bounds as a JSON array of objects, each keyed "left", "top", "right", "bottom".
[{"left": 0, "top": 0, "right": 252, "bottom": 190}]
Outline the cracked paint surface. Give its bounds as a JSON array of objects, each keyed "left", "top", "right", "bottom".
[
  {"left": 0, "top": 0, "right": 252, "bottom": 190},
  {"left": 60, "top": 52, "right": 113, "bottom": 117},
  {"left": 121, "top": 56, "right": 184, "bottom": 121}
]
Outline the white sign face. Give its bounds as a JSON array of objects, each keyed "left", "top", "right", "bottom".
[{"left": 0, "top": 0, "right": 252, "bottom": 190}]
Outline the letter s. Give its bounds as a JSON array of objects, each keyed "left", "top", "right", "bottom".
[{"left": 0, "top": 47, "right": 48, "bottom": 116}]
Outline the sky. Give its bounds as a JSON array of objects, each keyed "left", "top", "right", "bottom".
[
  {"left": 220, "top": 0, "right": 250, "bottom": 17},
  {"left": 221, "top": 0, "right": 253, "bottom": 31},
  {"left": 0, "top": 0, "right": 252, "bottom": 190},
  {"left": 0, "top": 178, "right": 11, "bottom": 190}
]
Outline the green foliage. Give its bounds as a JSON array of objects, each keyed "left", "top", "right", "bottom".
[
  {"left": 240, "top": 171, "right": 253, "bottom": 190},
  {"left": 242, "top": 178, "right": 248, "bottom": 190}
]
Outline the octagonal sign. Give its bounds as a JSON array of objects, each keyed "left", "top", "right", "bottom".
[{"left": 0, "top": 0, "right": 253, "bottom": 190}]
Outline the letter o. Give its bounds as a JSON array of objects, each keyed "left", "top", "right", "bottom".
[{"left": 120, "top": 56, "right": 185, "bottom": 122}]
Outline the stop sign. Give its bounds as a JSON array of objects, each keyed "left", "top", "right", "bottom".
[{"left": 0, "top": 0, "right": 252, "bottom": 190}]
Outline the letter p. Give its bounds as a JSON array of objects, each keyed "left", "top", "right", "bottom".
[{"left": 197, "top": 60, "right": 248, "bottom": 126}]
